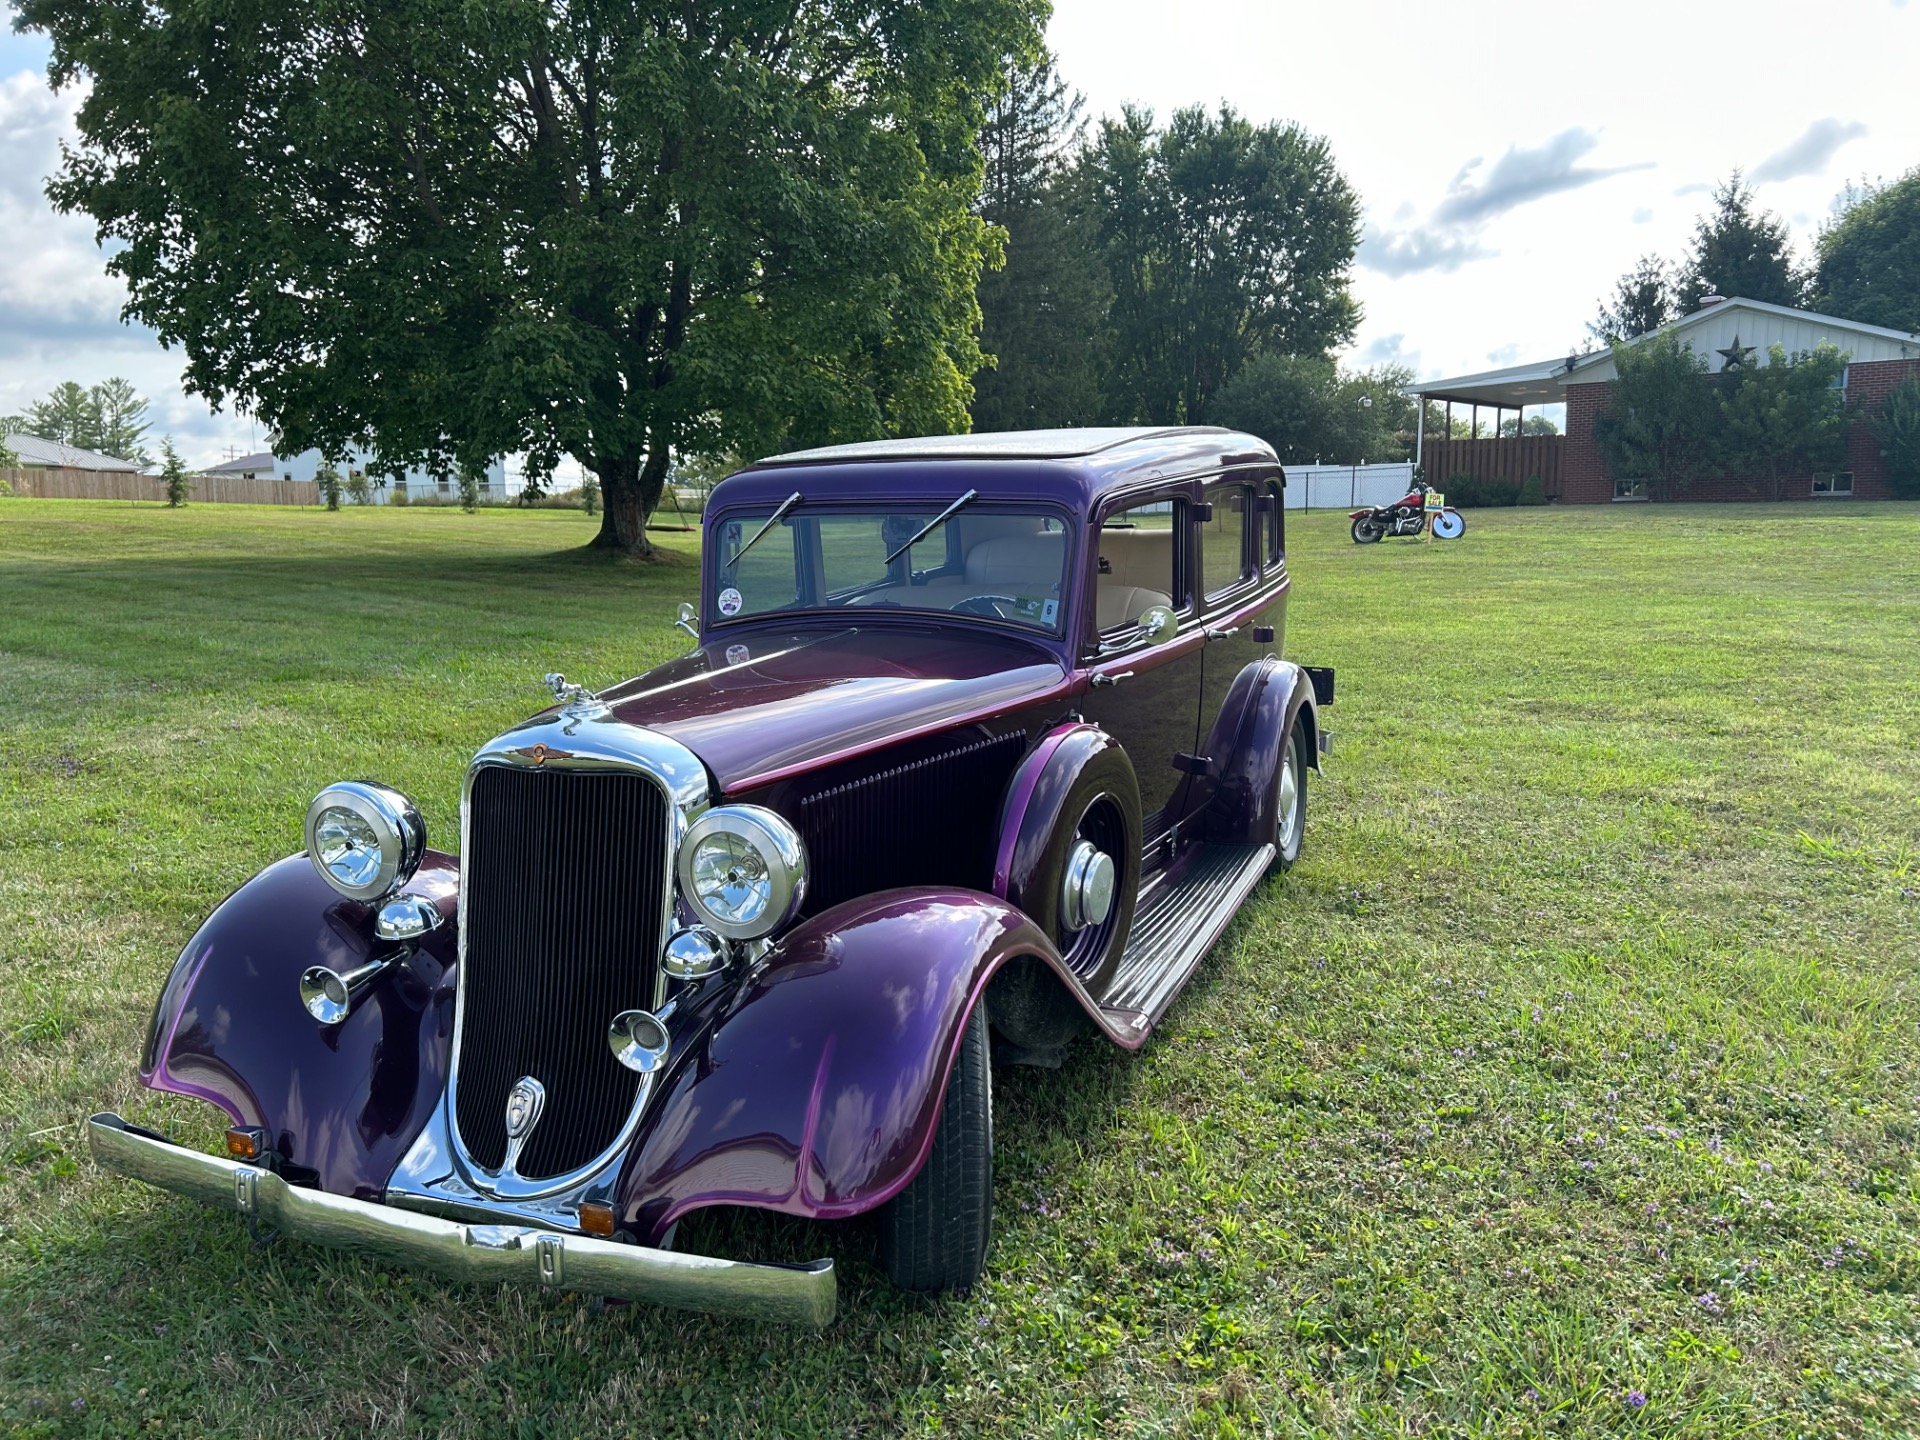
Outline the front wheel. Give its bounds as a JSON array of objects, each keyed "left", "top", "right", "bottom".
[
  {"left": 1272, "top": 719, "right": 1308, "bottom": 872},
  {"left": 1432, "top": 508, "right": 1466, "bottom": 540},
  {"left": 1350, "top": 515, "right": 1384, "bottom": 544},
  {"left": 878, "top": 1003, "right": 993, "bottom": 1293}
]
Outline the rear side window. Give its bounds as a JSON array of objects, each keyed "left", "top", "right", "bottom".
[
  {"left": 1266, "top": 479, "right": 1285, "bottom": 563},
  {"left": 1201, "top": 482, "right": 1252, "bottom": 598}
]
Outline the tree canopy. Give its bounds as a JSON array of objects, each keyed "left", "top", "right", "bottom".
[
  {"left": 1082, "top": 105, "right": 1361, "bottom": 426},
  {"left": 4, "top": 377, "right": 151, "bottom": 464},
  {"left": 23, "top": 0, "right": 1044, "bottom": 554},
  {"left": 1815, "top": 169, "right": 1920, "bottom": 334},
  {"left": 1589, "top": 254, "right": 1676, "bottom": 344},
  {"left": 1211, "top": 355, "right": 1413, "bottom": 465}
]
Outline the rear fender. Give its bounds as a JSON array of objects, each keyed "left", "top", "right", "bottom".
[
  {"left": 1202, "top": 660, "right": 1320, "bottom": 847},
  {"left": 140, "top": 854, "right": 461, "bottom": 1200},
  {"left": 614, "top": 889, "right": 1066, "bottom": 1242}
]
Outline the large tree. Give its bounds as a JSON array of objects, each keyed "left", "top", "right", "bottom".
[
  {"left": 1589, "top": 254, "right": 1676, "bottom": 344},
  {"left": 1677, "top": 172, "right": 1804, "bottom": 309},
  {"left": 1212, "top": 355, "right": 1414, "bottom": 465},
  {"left": 1717, "top": 343, "right": 1851, "bottom": 501},
  {"left": 1082, "top": 105, "right": 1361, "bottom": 426},
  {"left": 970, "top": 51, "right": 1108, "bottom": 431},
  {"left": 22, "top": 0, "right": 1043, "bottom": 555},
  {"left": 1814, "top": 170, "right": 1920, "bottom": 334},
  {"left": 1592, "top": 330, "right": 1719, "bottom": 500}
]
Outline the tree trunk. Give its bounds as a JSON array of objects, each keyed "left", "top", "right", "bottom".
[{"left": 589, "top": 454, "right": 652, "bottom": 556}]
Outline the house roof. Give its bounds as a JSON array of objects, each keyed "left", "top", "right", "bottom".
[
  {"left": 1404, "top": 356, "right": 1597, "bottom": 407},
  {"left": 1408, "top": 297, "right": 1920, "bottom": 406},
  {"left": 203, "top": 450, "right": 278, "bottom": 474},
  {"left": 3, "top": 432, "right": 145, "bottom": 472}
]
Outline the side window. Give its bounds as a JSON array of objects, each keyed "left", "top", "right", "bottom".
[
  {"left": 1266, "top": 480, "right": 1285, "bottom": 563},
  {"left": 1201, "top": 483, "right": 1252, "bottom": 598},
  {"left": 1095, "top": 498, "right": 1180, "bottom": 634}
]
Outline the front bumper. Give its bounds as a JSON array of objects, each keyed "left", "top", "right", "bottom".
[{"left": 88, "top": 1113, "right": 835, "bottom": 1327}]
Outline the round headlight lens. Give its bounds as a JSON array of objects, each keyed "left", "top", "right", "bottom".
[
  {"left": 304, "top": 781, "right": 426, "bottom": 903},
  {"left": 676, "top": 805, "right": 806, "bottom": 941}
]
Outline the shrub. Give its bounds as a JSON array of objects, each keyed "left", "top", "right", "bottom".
[
  {"left": 344, "top": 469, "right": 373, "bottom": 505},
  {"left": 582, "top": 476, "right": 600, "bottom": 516},
  {"left": 387, "top": 487, "right": 410, "bottom": 505},
  {"left": 457, "top": 465, "right": 482, "bottom": 513},
  {"left": 1518, "top": 474, "right": 1547, "bottom": 506},
  {"left": 1875, "top": 375, "right": 1920, "bottom": 500},
  {"left": 316, "top": 462, "right": 343, "bottom": 511},
  {"left": 1445, "top": 473, "right": 1520, "bottom": 508}
]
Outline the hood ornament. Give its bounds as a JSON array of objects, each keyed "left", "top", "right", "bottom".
[
  {"left": 501, "top": 1075, "right": 546, "bottom": 1176},
  {"left": 542, "top": 672, "right": 609, "bottom": 731}
]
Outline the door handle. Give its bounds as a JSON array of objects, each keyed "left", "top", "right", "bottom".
[
  {"left": 1090, "top": 671, "right": 1134, "bottom": 688},
  {"left": 1204, "top": 625, "right": 1241, "bottom": 641}
]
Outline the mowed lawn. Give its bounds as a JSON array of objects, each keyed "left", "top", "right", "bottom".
[{"left": 2, "top": 497, "right": 1918, "bottom": 1438}]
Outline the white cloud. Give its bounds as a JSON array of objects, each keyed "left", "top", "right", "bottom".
[
  {"left": 1632, "top": 207, "right": 1654, "bottom": 224},
  {"left": 1434, "top": 129, "right": 1652, "bottom": 226}
]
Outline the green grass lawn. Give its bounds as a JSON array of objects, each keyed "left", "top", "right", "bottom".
[{"left": 2, "top": 497, "right": 1917, "bottom": 1438}]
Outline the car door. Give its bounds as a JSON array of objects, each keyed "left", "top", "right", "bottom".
[{"left": 1077, "top": 484, "right": 1206, "bottom": 848}]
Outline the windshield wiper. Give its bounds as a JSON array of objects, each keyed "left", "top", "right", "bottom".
[
  {"left": 731, "top": 491, "right": 803, "bottom": 565},
  {"left": 884, "top": 488, "right": 978, "bottom": 565}
]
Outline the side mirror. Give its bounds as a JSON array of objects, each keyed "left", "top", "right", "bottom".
[
  {"left": 675, "top": 601, "right": 698, "bottom": 638},
  {"left": 1137, "top": 605, "right": 1177, "bottom": 645}
]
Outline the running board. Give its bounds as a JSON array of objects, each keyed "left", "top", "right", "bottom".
[{"left": 1096, "top": 842, "right": 1274, "bottom": 1042}]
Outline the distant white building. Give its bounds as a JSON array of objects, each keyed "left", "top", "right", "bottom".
[
  {"left": 204, "top": 447, "right": 515, "bottom": 500},
  {"left": 4, "top": 433, "right": 145, "bottom": 473}
]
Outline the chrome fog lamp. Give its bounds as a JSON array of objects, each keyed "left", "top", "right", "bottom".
[
  {"left": 676, "top": 805, "right": 807, "bottom": 941},
  {"left": 661, "top": 925, "right": 729, "bottom": 980},
  {"left": 304, "top": 782, "right": 426, "bottom": 903}
]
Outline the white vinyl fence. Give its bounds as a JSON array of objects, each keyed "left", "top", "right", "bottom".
[{"left": 1282, "top": 462, "right": 1414, "bottom": 512}]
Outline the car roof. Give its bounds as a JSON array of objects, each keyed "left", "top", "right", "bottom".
[{"left": 716, "top": 427, "right": 1281, "bottom": 512}]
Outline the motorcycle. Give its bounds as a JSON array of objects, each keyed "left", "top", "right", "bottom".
[{"left": 1350, "top": 483, "right": 1466, "bottom": 543}]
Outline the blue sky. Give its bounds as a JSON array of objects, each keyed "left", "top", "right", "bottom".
[{"left": 2, "top": 1, "right": 1917, "bottom": 468}]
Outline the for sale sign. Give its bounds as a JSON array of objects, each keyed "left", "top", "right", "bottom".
[{"left": 1423, "top": 490, "right": 1446, "bottom": 513}]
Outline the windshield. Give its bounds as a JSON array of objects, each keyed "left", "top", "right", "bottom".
[{"left": 710, "top": 505, "right": 1071, "bottom": 635}]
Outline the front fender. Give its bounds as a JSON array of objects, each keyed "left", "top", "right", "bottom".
[
  {"left": 614, "top": 889, "right": 1064, "bottom": 1241},
  {"left": 141, "top": 854, "right": 461, "bottom": 1200},
  {"left": 1203, "top": 659, "right": 1320, "bottom": 847}
]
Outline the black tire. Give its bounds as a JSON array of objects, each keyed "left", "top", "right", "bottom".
[
  {"left": 1272, "top": 718, "right": 1308, "bottom": 872},
  {"left": 1018, "top": 745, "right": 1140, "bottom": 992},
  {"left": 879, "top": 1003, "right": 993, "bottom": 1293},
  {"left": 1351, "top": 515, "right": 1384, "bottom": 544}
]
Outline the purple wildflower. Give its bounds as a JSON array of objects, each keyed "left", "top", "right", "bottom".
[{"left": 1626, "top": 1390, "right": 1647, "bottom": 1408}]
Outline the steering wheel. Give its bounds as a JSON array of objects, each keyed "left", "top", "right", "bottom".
[{"left": 953, "top": 594, "right": 1023, "bottom": 619}]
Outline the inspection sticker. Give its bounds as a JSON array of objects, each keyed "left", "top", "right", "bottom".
[
  {"left": 717, "top": 587, "right": 743, "bottom": 617},
  {"left": 725, "top": 644, "right": 751, "bottom": 666},
  {"left": 1041, "top": 598, "right": 1059, "bottom": 626}
]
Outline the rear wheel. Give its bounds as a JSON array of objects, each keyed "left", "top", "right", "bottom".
[
  {"left": 879, "top": 1003, "right": 993, "bottom": 1292},
  {"left": 1351, "top": 516, "right": 1384, "bottom": 544},
  {"left": 1272, "top": 719, "right": 1308, "bottom": 871}
]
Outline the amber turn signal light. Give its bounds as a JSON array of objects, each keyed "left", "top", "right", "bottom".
[
  {"left": 224, "top": 1127, "right": 268, "bottom": 1160},
  {"left": 577, "top": 1202, "right": 617, "bottom": 1237}
]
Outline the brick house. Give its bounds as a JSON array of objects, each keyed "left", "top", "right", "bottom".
[{"left": 1409, "top": 296, "right": 1920, "bottom": 502}]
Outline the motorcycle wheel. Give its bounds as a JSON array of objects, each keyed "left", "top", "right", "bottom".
[
  {"left": 1350, "top": 516, "right": 1384, "bottom": 544},
  {"left": 1432, "top": 509, "right": 1466, "bottom": 540}
]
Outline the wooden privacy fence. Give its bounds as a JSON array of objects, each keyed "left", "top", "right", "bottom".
[
  {"left": 2, "top": 467, "right": 320, "bottom": 505},
  {"left": 1421, "top": 435, "right": 1564, "bottom": 498}
]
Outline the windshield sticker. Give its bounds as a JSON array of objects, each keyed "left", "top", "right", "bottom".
[
  {"left": 717, "top": 587, "right": 743, "bottom": 617},
  {"left": 1041, "top": 598, "right": 1059, "bottom": 626},
  {"left": 724, "top": 643, "right": 751, "bottom": 666}
]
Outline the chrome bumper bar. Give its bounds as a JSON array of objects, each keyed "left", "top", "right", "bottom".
[{"left": 88, "top": 1113, "right": 835, "bottom": 1327}]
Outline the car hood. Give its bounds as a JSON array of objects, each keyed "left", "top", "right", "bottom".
[{"left": 596, "top": 624, "right": 1069, "bottom": 793}]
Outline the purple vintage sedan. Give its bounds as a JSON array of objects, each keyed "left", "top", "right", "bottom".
[{"left": 92, "top": 427, "right": 1332, "bottom": 1326}]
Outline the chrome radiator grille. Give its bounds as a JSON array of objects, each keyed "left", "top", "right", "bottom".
[{"left": 453, "top": 765, "right": 670, "bottom": 1180}]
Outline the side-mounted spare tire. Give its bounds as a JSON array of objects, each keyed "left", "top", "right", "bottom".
[{"left": 879, "top": 1001, "right": 993, "bottom": 1292}]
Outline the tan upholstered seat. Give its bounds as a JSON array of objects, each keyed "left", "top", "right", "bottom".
[{"left": 1095, "top": 526, "right": 1174, "bottom": 632}]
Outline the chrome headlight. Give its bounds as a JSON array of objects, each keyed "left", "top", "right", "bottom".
[
  {"left": 675, "top": 805, "right": 807, "bottom": 941},
  {"left": 304, "top": 781, "right": 426, "bottom": 903}
]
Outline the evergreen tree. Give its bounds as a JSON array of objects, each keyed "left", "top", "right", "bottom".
[
  {"left": 1589, "top": 254, "right": 1676, "bottom": 343},
  {"left": 92, "top": 377, "right": 151, "bottom": 466},
  {"left": 25, "top": 381, "right": 101, "bottom": 449},
  {"left": 158, "top": 437, "right": 189, "bottom": 506},
  {"left": 971, "top": 53, "right": 1109, "bottom": 431},
  {"left": 1677, "top": 172, "right": 1804, "bottom": 308}
]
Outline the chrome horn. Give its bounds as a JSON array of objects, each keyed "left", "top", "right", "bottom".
[
  {"left": 299, "top": 956, "right": 401, "bottom": 1026},
  {"left": 608, "top": 1008, "right": 673, "bottom": 1075}
]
